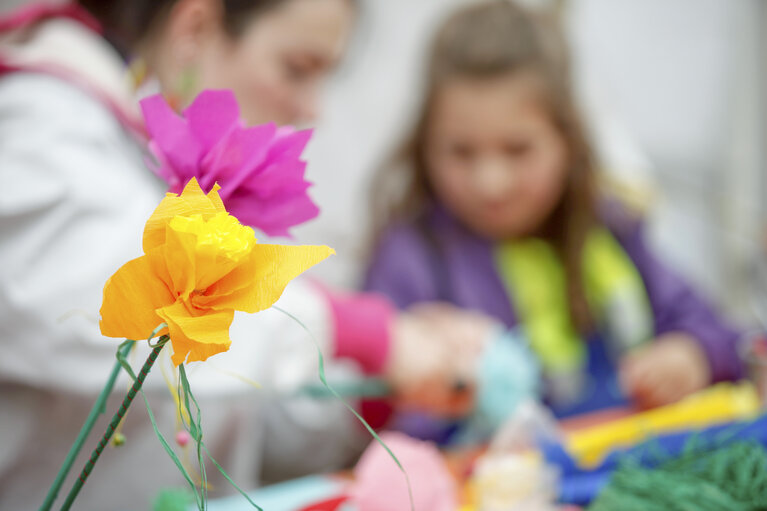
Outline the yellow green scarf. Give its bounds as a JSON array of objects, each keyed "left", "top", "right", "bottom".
[{"left": 495, "top": 228, "right": 653, "bottom": 375}]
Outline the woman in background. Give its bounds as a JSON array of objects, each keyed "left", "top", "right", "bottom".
[{"left": 0, "top": 0, "right": 488, "bottom": 507}]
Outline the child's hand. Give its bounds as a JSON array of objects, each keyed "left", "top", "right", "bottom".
[
  {"left": 619, "top": 332, "right": 711, "bottom": 409},
  {"left": 385, "top": 304, "right": 496, "bottom": 417}
]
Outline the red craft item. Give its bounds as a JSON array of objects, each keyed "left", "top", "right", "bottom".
[{"left": 297, "top": 495, "right": 350, "bottom": 511}]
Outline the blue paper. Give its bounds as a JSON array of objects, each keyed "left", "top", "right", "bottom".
[{"left": 203, "top": 475, "right": 346, "bottom": 511}]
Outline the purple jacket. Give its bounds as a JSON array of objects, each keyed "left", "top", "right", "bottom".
[{"left": 364, "top": 205, "right": 744, "bottom": 383}]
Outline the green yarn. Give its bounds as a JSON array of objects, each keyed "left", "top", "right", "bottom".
[{"left": 590, "top": 441, "right": 767, "bottom": 511}]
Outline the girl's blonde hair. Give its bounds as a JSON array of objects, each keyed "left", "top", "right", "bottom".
[{"left": 372, "top": 0, "right": 599, "bottom": 331}]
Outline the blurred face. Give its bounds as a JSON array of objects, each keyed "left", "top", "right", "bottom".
[
  {"left": 163, "top": 0, "right": 354, "bottom": 126},
  {"left": 424, "top": 73, "right": 569, "bottom": 240}
]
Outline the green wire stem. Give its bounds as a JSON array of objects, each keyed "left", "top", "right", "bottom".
[
  {"left": 59, "top": 343, "right": 164, "bottom": 510},
  {"left": 39, "top": 342, "right": 133, "bottom": 511}
]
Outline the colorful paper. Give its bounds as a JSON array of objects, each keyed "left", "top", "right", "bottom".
[{"left": 563, "top": 383, "right": 759, "bottom": 467}]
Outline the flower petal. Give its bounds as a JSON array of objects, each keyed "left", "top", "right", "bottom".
[
  {"left": 206, "top": 183, "right": 226, "bottom": 213},
  {"left": 100, "top": 253, "right": 173, "bottom": 340},
  {"left": 140, "top": 94, "right": 201, "bottom": 182},
  {"left": 196, "top": 244, "right": 334, "bottom": 313},
  {"left": 143, "top": 178, "right": 224, "bottom": 252},
  {"left": 158, "top": 301, "right": 234, "bottom": 365},
  {"left": 184, "top": 90, "right": 240, "bottom": 153},
  {"left": 228, "top": 190, "right": 319, "bottom": 238},
  {"left": 161, "top": 226, "right": 197, "bottom": 300},
  {"left": 241, "top": 159, "right": 309, "bottom": 198},
  {"left": 198, "top": 123, "right": 275, "bottom": 197},
  {"left": 269, "top": 127, "right": 313, "bottom": 159},
  {"left": 163, "top": 218, "right": 246, "bottom": 294}
]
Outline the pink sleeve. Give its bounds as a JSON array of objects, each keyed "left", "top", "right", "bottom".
[{"left": 315, "top": 283, "right": 394, "bottom": 375}]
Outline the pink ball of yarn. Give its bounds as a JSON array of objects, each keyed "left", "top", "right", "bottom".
[{"left": 351, "top": 432, "right": 457, "bottom": 511}]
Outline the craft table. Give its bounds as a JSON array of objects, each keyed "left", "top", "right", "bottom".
[
  {"left": 200, "top": 407, "right": 635, "bottom": 511},
  {"left": 204, "top": 383, "right": 764, "bottom": 511}
]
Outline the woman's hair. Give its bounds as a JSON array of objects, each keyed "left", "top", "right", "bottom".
[
  {"left": 373, "top": 0, "right": 598, "bottom": 332},
  {"left": 77, "top": 0, "right": 296, "bottom": 50}
]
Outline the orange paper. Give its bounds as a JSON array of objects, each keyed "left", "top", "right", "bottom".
[{"left": 100, "top": 178, "right": 333, "bottom": 365}]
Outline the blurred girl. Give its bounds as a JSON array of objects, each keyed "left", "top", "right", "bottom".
[
  {"left": 365, "top": 0, "right": 743, "bottom": 418},
  {"left": 0, "top": 0, "right": 485, "bottom": 507}
]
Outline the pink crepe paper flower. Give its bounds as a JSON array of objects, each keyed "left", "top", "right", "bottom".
[
  {"left": 140, "top": 89, "right": 320, "bottom": 238},
  {"left": 351, "top": 432, "right": 457, "bottom": 511}
]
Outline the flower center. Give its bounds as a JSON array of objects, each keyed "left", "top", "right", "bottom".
[{"left": 169, "top": 212, "right": 255, "bottom": 262}]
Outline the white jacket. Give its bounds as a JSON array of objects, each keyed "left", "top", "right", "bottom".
[{"left": 0, "top": 17, "right": 365, "bottom": 510}]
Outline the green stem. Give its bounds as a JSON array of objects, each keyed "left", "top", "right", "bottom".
[
  {"left": 59, "top": 344, "right": 164, "bottom": 511},
  {"left": 39, "top": 342, "right": 133, "bottom": 511}
]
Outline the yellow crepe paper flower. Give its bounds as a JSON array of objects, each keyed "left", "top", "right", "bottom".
[{"left": 100, "top": 178, "right": 334, "bottom": 365}]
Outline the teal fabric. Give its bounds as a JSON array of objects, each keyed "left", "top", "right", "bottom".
[
  {"left": 477, "top": 329, "right": 541, "bottom": 428},
  {"left": 455, "top": 329, "right": 541, "bottom": 444}
]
